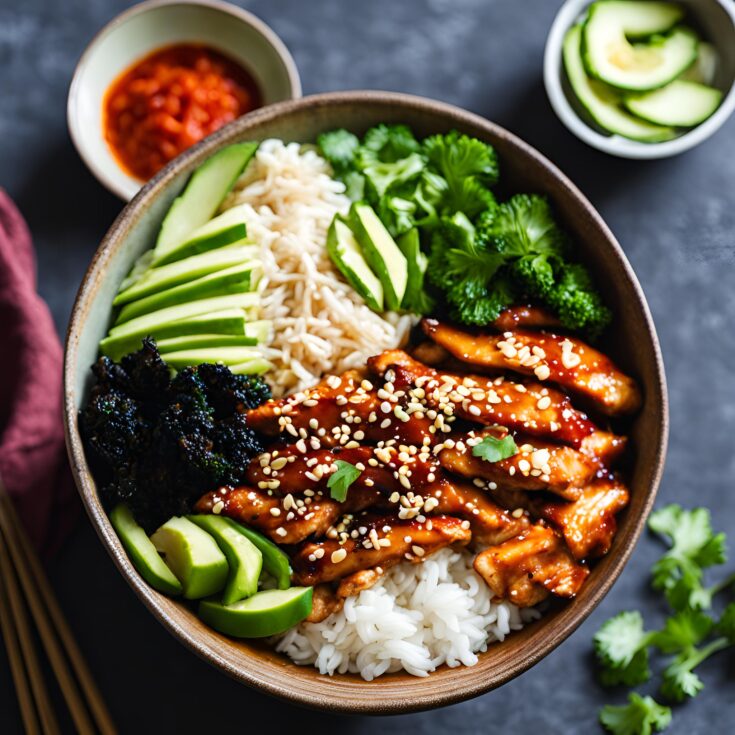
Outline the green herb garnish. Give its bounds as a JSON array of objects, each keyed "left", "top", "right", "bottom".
[
  {"left": 327, "top": 460, "right": 362, "bottom": 502},
  {"left": 599, "top": 693, "right": 672, "bottom": 735},
  {"left": 471, "top": 434, "right": 518, "bottom": 463},
  {"left": 594, "top": 504, "right": 735, "bottom": 732}
]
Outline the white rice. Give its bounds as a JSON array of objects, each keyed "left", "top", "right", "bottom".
[
  {"left": 276, "top": 548, "right": 540, "bottom": 681},
  {"left": 220, "top": 140, "right": 415, "bottom": 397}
]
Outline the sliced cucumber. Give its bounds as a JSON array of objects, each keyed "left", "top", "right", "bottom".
[
  {"left": 397, "top": 228, "right": 429, "bottom": 313},
  {"left": 159, "top": 347, "right": 263, "bottom": 369},
  {"left": 99, "top": 308, "right": 250, "bottom": 361},
  {"left": 106, "top": 293, "right": 259, "bottom": 339},
  {"left": 680, "top": 42, "right": 718, "bottom": 85},
  {"left": 198, "top": 587, "right": 313, "bottom": 638},
  {"left": 109, "top": 505, "right": 182, "bottom": 596},
  {"left": 244, "top": 320, "right": 272, "bottom": 344},
  {"left": 188, "top": 515, "right": 263, "bottom": 605},
  {"left": 227, "top": 357, "right": 273, "bottom": 375},
  {"left": 155, "top": 333, "right": 259, "bottom": 352},
  {"left": 326, "top": 215, "right": 384, "bottom": 311},
  {"left": 151, "top": 517, "right": 229, "bottom": 600},
  {"left": 115, "top": 261, "right": 258, "bottom": 324},
  {"left": 350, "top": 202, "right": 407, "bottom": 311},
  {"left": 152, "top": 204, "right": 251, "bottom": 267},
  {"left": 114, "top": 243, "right": 257, "bottom": 306},
  {"left": 624, "top": 79, "right": 723, "bottom": 127},
  {"left": 564, "top": 25, "right": 677, "bottom": 142},
  {"left": 156, "top": 142, "right": 258, "bottom": 256},
  {"left": 584, "top": 2, "right": 697, "bottom": 91}
]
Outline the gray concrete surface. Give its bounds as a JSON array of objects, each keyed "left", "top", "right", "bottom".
[{"left": 0, "top": 0, "right": 733, "bottom": 732}]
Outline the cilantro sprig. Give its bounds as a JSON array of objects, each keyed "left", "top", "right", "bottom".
[
  {"left": 595, "top": 505, "right": 735, "bottom": 735},
  {"left": 471, "top": 433, "right": 518, "bottom": 463},
  {"left": 326, "top": 460, "right": 362, "bottom": 502}
]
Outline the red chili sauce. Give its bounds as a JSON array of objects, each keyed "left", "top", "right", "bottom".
[{"left": 104, "top": 44, "right": 261, "bottom": 181}]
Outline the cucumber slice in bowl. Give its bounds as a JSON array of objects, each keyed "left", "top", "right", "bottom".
[
  {"left": 564, "top": 25, "right": 677, "bottom": 142},
  {"left": 583, "top": 2, "right": 697, "bottom": 91},
  {"left": 199, "top": 587, "right": 313, "bottom": 638},
  {"left": 624, "top": 80, "right": 723, "bottom": 127}
]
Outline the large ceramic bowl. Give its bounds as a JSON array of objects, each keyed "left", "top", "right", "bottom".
[{"left": 63, "top": 91, "right": 668, "bottom": 714}]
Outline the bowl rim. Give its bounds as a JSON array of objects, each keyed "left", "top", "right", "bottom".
[
  {"left": 66, "top": 0, "right": 302, "bottom": 201},
  {"left": 63, "top": 90, "right": 669, "bottom": 714},
  {"left": 544, "top": 0, "right": 735, "bottom": 159}
]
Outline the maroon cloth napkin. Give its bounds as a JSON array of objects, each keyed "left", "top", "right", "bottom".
[{"left": 0, "top": 189, "right": 77, "bottom": 552}]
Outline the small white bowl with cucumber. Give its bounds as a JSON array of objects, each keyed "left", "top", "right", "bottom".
[{"left": 544, "top": 0, "right": 735, "bottom": 157}]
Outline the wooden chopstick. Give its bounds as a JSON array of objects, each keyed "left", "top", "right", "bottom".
[
  {"left": 0, "top": 554, "right": 40, "bottom": 735},
  {"left": 0, "top": 487, "right": 117, "bottom": 735},
  {"left": 0, "top": 494, "right": 95, "bottom": 734},
  {"left": 0, "top": 526, "right": 60, "bottom": 735}
]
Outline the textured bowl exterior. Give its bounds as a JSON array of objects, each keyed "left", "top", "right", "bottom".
[
  {"left": 67, "top": 0, "right": 301, "bottom": 200},
  {"left": 544, "top": 0, "right": 735, "bottom": 159},
  {"left": 64, "top": 91, "right": 668, "bottom": 714}
]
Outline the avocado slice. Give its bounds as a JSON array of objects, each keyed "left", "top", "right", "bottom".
[
  {"left": 109, "top": 505, "right": 182, "bottom": 596},
  {"left": 680, "top": 42, "right": 718, "bottom": 86},
  {"left": 243, "top": 320, "right": 272, "bottom": 343},
  {"left": 99, "top": 309, "right": 248, "bottom": 361},
  {"left": 115, "top": 261, "right": 259, "bottom": 324},
  {"left": 564, "top": 25, "right": 677, "bottom": 142},
  {"left": 623, "top": 79, "right": 723, "bottom": 127},
  {"left": 198, "top": 587, "right": 313, "bottom": 638},
  {"left": 326, "top": 215, "right": 384, "bottom": 311},
  {"left": 350, "top": 202, "right": 407, "bottom": 311},
  {"left": 583, "top": 2, "right": 697, "bottom": 92},
  {"left": 227, "top": 521, "right": 292, "bottom": 589},
  {"left": 188, "top": 515, "right": 262, "bottom": 605},
  {"left": 159, "top": 346, "right": 263, "bottom": 369},
  {"left": 150, "top": 517, "right": 228, "bottom": 600},
  {"left": 114, "top": 243, "right": 257, "bottom": 306},
  {"left": 397, "top": 228, "right": 429, "bottom": 313},
  {"left": 152, "top": 204, "right": 251, "bottom": 267},
  {"left": 155, "top": 142, "right": 258, "bottom": 257}
]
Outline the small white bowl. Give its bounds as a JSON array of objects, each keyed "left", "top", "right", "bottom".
[
  {"left": 544, "top": 0, "right": 735, "bottom": 158},
  {"left": 68, "top": 0, "right": 301, "bottom": 200}
]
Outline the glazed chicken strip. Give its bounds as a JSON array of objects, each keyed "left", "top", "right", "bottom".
[
  {"left": 368, "top": 350, "right": 597, "bottom": 447},
  {"left": 421, "top": 319, "right": 641, "bottom": 417},
  {"left": 438, "top": 427, "right": 601, "bottom": 500},
  {"left": 246, "top": 444, "right": 438, "bottom": 498},
  {"left": 195, "top": 484, "right": 381, "bottom": 545},
  {"left": 292, "top": 515, "right": 471, "bottom": 586},
  {"left": 429, "top": 479, "right": 529, "bottom": 545},
  {"left": 537, "top": 479, "right": 629, "bottom": 559},
  {"left": 493, "top": 305, "right": 560, "bottom": 332},
  {"left": 246, "top": 369, "right": 434, "bottom": 447},
  {"left": 473, "top": 524, "right": 590, "bottom": 607}
]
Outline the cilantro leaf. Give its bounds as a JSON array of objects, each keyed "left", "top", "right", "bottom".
[
  {"left": 471, "top": 433, "right": 518, "bottom": 463},
  {"left": 599, "top": 694, "right": 672, "bottom": 735},
  {"left": 317, "top": 129, "right": 360, "bottom": 172},
  {"left": 660, "top": 654, "right": 706, "bottom": 702},
  {"left": 594, "top": 611, "right": 656, "bottom": 686},
  {"left": 653, "top": 609, "right": 713, "bottom": 654},
  {"left": 649, "top": 505, "right": 727, "bottom": 610},
  {"left": 716, "top": 602, "right": 735, "bottom": 643},
  {"left": 327, "top": 460, "right": 362, "bottom": 502},
  {"left": 360, "top": 124, "right": 421, "bottom": 163},
  {"left": 423, "top": 130, "right": 499, "bottom": 187}
]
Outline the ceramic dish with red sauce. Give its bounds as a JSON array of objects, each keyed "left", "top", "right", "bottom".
[
  {"left": 68, "top": 0, "right": 301, "bottom": 200},
  {"left": 104, "top": 43, "right": 262, "bottom": 181}
]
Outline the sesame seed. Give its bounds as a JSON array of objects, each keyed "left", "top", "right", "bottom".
[
  {"left": 536, "top": 396, "right": 552, "bottom": 410},
  {"left": 275, "top": 527, "right": 287, "bottom": 537},
  {"left": 331, "top": 548, "right": 347, "bottom": 564},
  {"left": 269, "top": 507, "right": 281, "bottom": 517},
  {"left": 412, "top": 545, "right": 425, "bottom": 557},
  {"left": 212, "top": 501, "right": 224, "bottom": 515},
  {"left": 534, "top": 364, "right": 551, "bottom": 381}
]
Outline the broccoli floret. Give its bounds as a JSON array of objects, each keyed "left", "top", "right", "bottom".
[
  {"left": 360, "top": 124, "right": 421, "bottom": 163},
  {"left": 446, "top": 274, "right": 516, "bottom": 325},
  {"left": 360, "top": 152, "right": 425, "bottom": 202},
  {"left": 546, "top": 264, "right": 612, "bottom": 337},
  {"left": 423, "top": 130, "right": 499, "bottom": 187},
  {"left": 79, "top": 340, "right": 270, "bottom": 532}
]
